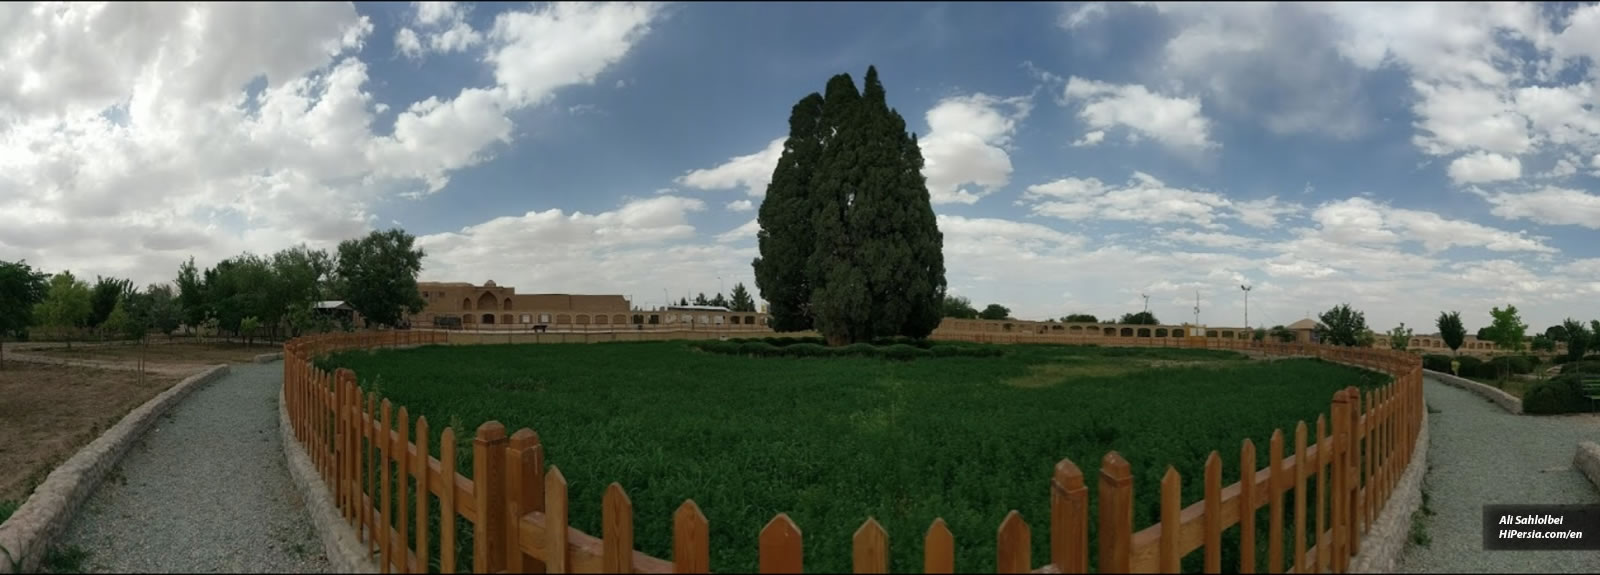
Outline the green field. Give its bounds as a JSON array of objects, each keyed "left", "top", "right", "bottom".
[{"left": 320, "top": 341, "right": 1388, "bottom": 573}]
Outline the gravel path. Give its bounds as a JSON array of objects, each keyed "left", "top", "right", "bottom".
[
  {"left": 60, "top": 362, "right": 329, "bottom": 573},
  {"left": 1400, "top": 376, "right": 1600, "bottom": 573}
]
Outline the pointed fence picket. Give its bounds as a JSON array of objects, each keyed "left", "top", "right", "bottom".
[{"left": 280, "top": 330, "right": 1421, "bottom": 573}]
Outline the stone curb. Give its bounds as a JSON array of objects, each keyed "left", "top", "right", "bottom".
[
  {"left": 1350, "top": 407, "right": 1431, "bottom": 573},
  {"left": 278, "top": 380, "right": 378, "bottom": 573},
  {"left": 1423, "top": 369, "right": 1522, "bottom": 414},
  {"left": 253, "top": 352, "right": 285, "bottom": 363},
  {"left": 0, "top": 364, "right": 230, "bottom": 574},
  {"left": 1575, "top": 441, "right": 1600, "bottom": 493}
]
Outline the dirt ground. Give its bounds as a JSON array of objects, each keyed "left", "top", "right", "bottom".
[
  {"left": 24, "top": 342, "right": 274, "bottom": 368},
  {"left": 0, "top": 362, "right": 184, "bottom": 504}
]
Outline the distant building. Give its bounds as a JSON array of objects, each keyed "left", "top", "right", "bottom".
[{"left": 409, "top": 281, "right": 767, "bottom": 329}]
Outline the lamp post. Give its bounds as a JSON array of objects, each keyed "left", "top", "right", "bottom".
[{"left": 1240, "top": 285, "right": 1252, "bottom": 330}]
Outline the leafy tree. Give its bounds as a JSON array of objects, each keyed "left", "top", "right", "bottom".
[
  {"left": 1269, "top": 324, "right": 1296, "bottom": 343},
  {"left": 240, "top": 316, "right": 261, "bottom": 347},
  {"left": 103, "top": 299, "right": 133, "bottom": 341},
  {"left": 335, "top": 228, "right": 427, "bottom": 328},
  {"left": 1317, "top": 303, "right": 1368, "bottom": 347},
  {"left": 677, "top": 297, "right": 688, "bottom": 307},
  {"left": 34, "top": 272, "right": 92, "bottom": 348},
  {"left": 1253, "top": 327, "right": 1267, "bottom": 342},
  {"left": 1531, "top": 334, "right": 1556, "bottom": 352},
  {"left": 979, "top": 304, "right": 1011, "bottom": 321},
  {"left": 176, "top": 256, "right": 207, "bottom": 334},
  {"left": 1356, "top": 329, "right": 1378, "bottom": 349},
  {"left": 1476, "top": 326, "right": 1496, "bottom": 341},
  {"left": 1436, "top": 311, "right": 1465, "bottom": 355},
  {"left": 1387, "top": 322, "right": 1414, "bottom": 350},
  {"left": 1486, "top": 304, "right": 1528, "bottom": 381},
  {"left": 143, "top": 284, "right": 182, "bottom": 340},
  {"left": 711, "top": 293, "right": 729, "bottom": 308},
  {"left": 1545, "top": 324, "right": 1569, "bottom": 343},
  {"left": 693, "top": 293, "right": 710, "bottom": 306},
  {"left": 942, "top": 295, "right": 978, "bottom": 319},
  {"left": 0, "top": 260, "right": 50, "bottom": 369},
  {"left": 270, "top": 244, "right": 333, "bottom": 339},
  {"left": 1563, "top": 318, "right": 1591, "bottom": 365},
  {"left": 729, "top": 283, "right": 756, "bottom": 312},
  {"left": 88, "top": 275, "right": 133, "bottom": 332},
  {"left": 1062, "top": 313, "right": 1098, "bottom": 323},
  {"left": 755, "top": 67, "right": 944, "bottom": 345},
  {"left": 1119, "top": 311, "right": 1159, "bottom": 325}
]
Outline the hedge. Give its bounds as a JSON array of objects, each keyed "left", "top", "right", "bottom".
[
  {"left": 1522, "top": 373, "right": 1596, "bottom": 414},
  {"left": 689, "top": 339, "right": 1003, "bottom": 360}
]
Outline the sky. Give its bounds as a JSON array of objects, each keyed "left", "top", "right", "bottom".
[{"left": 2, "top": 2, "right": 1599, "bottom": 334}]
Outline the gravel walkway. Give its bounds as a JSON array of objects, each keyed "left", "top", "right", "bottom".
[
  {"left": 1400, "top": 376, "right": 1600, "bottom": 573},
  {"left": 60, "top": 362, "right": 329, "bottom": 573}
]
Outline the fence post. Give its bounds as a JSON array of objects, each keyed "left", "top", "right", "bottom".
[
  {"left": 473, "top": 422, "right": 510, "bottom": 573},
  {"left": 1347, "top": 386, "right": 1363, "bottom": 558},
  {"left": 506, "top": 429, "right": 545, "bottom": 573},
  {"left": 1097, "top": 452, "right": 1133, "bottom": 574},
  {"left": 1330, "top": 389, "right": 1349, "bottom": 571}
]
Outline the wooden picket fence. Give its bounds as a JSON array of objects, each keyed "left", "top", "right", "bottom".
[{"left": 282, "top": 330, "right": 1422, "bottom": 573}]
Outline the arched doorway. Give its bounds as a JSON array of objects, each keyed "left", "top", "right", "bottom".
[
  {"left": 481, "top": 313, "right": 496, "bottom": 324},
  {"left": 477, "top": 292, "right": 499, "bottom": 311}
]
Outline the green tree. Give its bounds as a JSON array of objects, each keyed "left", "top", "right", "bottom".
[
  {"left": 756, "top": 67, "right": 945, "bottom": 345},
  {"left": 979, "top": 304, "right": 1011, "bottom": 320},
  {"left": 1062, "top": 313, "right": 1098, "bottom": 323},
  {"left": 176, "top": 256, "right": 207, "bottom": 334},
  {"left": 1119, "top": 311, "right": 1159, "bottom": 325},
  {"left": 1476, "top": 326, "right": 1496, "bottom": 341},
  {"left": 942, "top": 295, "right": 978, "bottom": 319},
  {"left": 1253, "top": 327, "right": 1267, "bottom": 342},
  {"left": 1269, "top": 324, "right": 1296, "bottom": 343},
  {"left": 1562, "top": 318, "right": 1590, "bottom": 365},
  {"left": 34, "top": 272, "right": 93, "bottom": 348},
  {"left": 693, "top": 293, "right": 709, "bottom": 306},
  {"left": 0, "top": 260, "right": 50, "bottom": 369},
  {"left": 1486, "top": 304, "right": 1527, "bottom": 382},
  {"left": 677, "top": 297, "right": 688, "bottom": 307},
  {"left": 335, "top": 228, "right": 427, "bottom": 328},
  {"left": 1545, "top": 324, "right": 1569, "bottom": 343},
  {"left": 143, "top": 284, "right": 182, "bottom": 340},
  {"left": 1530, "top": 334, "right": 1555, "bottom": 352},
  {"left": 103, "top": 299, "right": 132, "bottom": 341},
  {"left": 1387, "top": 322, "right": 1414, "bottom": 350},
  {"left": 711, "top": 293, "right": 729, "bottom": 308},
  {"left": 1356, "top": 328, "right": 1378, "bottom": 349},
  {"left": 1317, "top": 303, "right": 1368, "bottom": 347},
  {"left": 88, "top": 275, "right": 133, "bottom": 333},
  {"left": 1436, "top": 311, "right": 1466, "bottom": 355},
  {"left": 240, "top": 316, "right": 261, "bottom": 347},
  {"left": 728, "top": 283, "right": 756, "bottom": 312}
]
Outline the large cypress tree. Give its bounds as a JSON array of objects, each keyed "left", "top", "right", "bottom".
[{"left": 754, "top": 66, "right": 945, "bottom": 345}]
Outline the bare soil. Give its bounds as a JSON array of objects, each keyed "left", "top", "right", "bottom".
[
  {"left": 0, "top": 362, "right": 183, "bottom": 503},
  {"left": 26, "top": 342, "right": 273, "bottom": 369}
]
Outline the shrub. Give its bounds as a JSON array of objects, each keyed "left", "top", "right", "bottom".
[
  {"left": 1421, "top": 354, "right": 1453, "bottom": 373},
  {"left": 1486, "top": 355, "right": 1536, "bottom": 376},
  {"left": 1560, "top": 360, "right": 1600, "bottom": 375},
  {"left": 786, "top": 343, "right": 830, "bottom": 357},
  {"left": 835, "top": 343, "right": 878, "bottom": 358},
  {"left": 1522, "top": 374, "right": 1592, "bottom": 415},
  {"left": 739, "top": 341, "right": 780, "bottom": 357},
  {"left": 1453, "top": 355, "right": 1485, "bottom": 377},
  {"left": 881, "top": 343, "right": 931, "bottom": 361},
  {"left": 931, "top": 345, "right": 961, "bottom": 357}
]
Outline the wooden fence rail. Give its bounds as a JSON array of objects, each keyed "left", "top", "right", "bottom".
[{"left": 282, "top": 330, "right": 1422, "bottom": 574}]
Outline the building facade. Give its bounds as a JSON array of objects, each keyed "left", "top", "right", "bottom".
[{"left": 410, "top": 281, "right": 768, "bottom": 329}]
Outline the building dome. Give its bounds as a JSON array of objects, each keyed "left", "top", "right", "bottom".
[{"left": 484, "top": 280, "right": 497, "bottom": 288}]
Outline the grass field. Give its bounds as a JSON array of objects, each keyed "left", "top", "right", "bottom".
[{"left": 320, "top": 341, "right": 1389, "bottom": 573}]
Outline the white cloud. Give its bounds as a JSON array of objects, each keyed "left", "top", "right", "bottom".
[
  {"left": 1479, "top": 186, "right": 1600, "bottom": 229},
  {"left": 1060, "top": 2, "right": 1108, "bottom": 30},
  {"left": 396, "top": 28, "right": 424, "bottom": 59},
  {"left": 1231, "top": 196, "right": 1303, "bottom": 229},
  {"left": 1061, "top": 77, "right": 1217, "bottom": 153},
  {"left": 1307, "top": 197, "right": 1555, "bottom": 253},
  {"left": 487, "top": 2, "right": 659, "bottom": 108},
  {"left": 919, "top": 93, "right": 1032, "bottom": 205},
  {"left": 1446, "top": 151, "right": 1522, "bottom": 185},
  {"left": 402, "top": 2, "right": 483, "bottom": 58},
  {"left": 725, "top": 199, "right": 754, "bottom": 212},
  {"left": 1164, "top": 230, "right": 1259, "bottom": 249},
  {"left": 1023, "top": 172, "right": 1237, "bottom": 229},
  {"left": 0, "top": 2, "right": 661, "bottom": 290},
  {"left": 1072, "top": 130, "right": 1105, "bottom": 147},
  {"left": 676, "top": 137, "right": 785, "bottom": 197},
  {"left": 715, "top": 219, "right": 760, "bottom": 243}
]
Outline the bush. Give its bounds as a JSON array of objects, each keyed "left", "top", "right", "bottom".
[
  {"left": 881, "top": 343, "right": 932, "bottom": 361},
  {"left": 739, "top": 341, "right": 780, "bottom": 357},
  {"left": 835, "top": 343, "right": 879, "bottom": 357},
  {"left": 1560, "top": 360, "right": 1600, "bottom": 375},
  {"left": 1422, "top": 354, "right": 1453, "bottom": 373},
  {"left": 786, "top": 343, "right": 831, "bottom": 357},
  {"left": 688, "top": 339, "right": 1003, "bottom": 360},
  {"left": 1452, "top": 355, "right": 1485, "bottom": 377},
  {"left": 1522, "top": 374, "right": 1592, "bottom": 414},
  {"left": 1486, "top": 355, "right": 1537, "bottom": 376}
]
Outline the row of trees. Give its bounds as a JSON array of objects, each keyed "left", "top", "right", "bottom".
[
  {"left": 674, "top": 283, "right": 758, "bottom": 312},
  {"left": 0, "top": 229, "right": 429, "bottom": 359}
]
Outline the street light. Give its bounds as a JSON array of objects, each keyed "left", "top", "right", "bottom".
[{"left": 1240, "top": 285, "right": 1252, "bottom": 329}]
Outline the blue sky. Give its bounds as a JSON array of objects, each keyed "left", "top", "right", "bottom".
[{"left": 1, "top": 2, "right": 1598, "bottom": 333}]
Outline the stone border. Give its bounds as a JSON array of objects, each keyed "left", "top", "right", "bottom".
[
  {"left": 1423, "top": 369, "right": 1522, "bottom": 414},
  {"left": 1349, "top": 408, "right": 1431, "bottom": 572},
  {"left": 1575, "top": 441, "right": 1600, "bottom": 493},
  {"left": 0, "top": 364, "right": 230, "bottom": 574},
  {"left": 277, "top": 385, "right": 377, "bottom": 573},
  {"left": 253, "top": 352, "right": 285, "bottom": 363}
]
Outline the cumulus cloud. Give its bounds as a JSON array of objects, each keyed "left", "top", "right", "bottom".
[
  {"left": 725, "top": 199, "right": 754, "bottom": 212},
  {"left": 398, "top": 2, "right": 483, "bottom": 59},
  {"left": 0, "top": 2, "right": 661, "bottom": 289},
  {"left": 1306, "top": 197, "right": 1555, "bottom": 253},
  {"left": 1446, "top": 151, "right": 1523, "bottom": 185},
  {"left": 1477, "top": 186, "right": 1600, "bottom": 229},
  {"left": 1023, "top": 172, "right": 1294, "bottom": 230},
  {"left": 1061, "top": 77, "right": 1217, "bottom": 153},
  {"left": 675, "top": 138, "right": 785, "bottom": 197},
  {"left": 919, "top": 93, "right": 1032, "bottom": 204}
]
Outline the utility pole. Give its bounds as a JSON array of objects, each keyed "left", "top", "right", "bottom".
[
  {"left": 1193, "top": 290, "right": 1201, "bottom": 328},
  {"left": 663, "top": 288, "right": 668, "bottom": 309},
  {"left": 718, "top": 275, "right": 724, "bottom": 298},
  {"left": 1141, "top": 293, "right": 1149, "bottom": 313},
  {"left": 1240, "top": 284, "right": 1252, "bottom": 329}
]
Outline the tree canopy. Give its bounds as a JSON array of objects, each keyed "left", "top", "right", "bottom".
[
  {"left": 1563, "top": 318, "right": 1590, "bottom": 364},
  {"left": 1436, "top": 311, "right": 1465, "bottom": 354},
  {"left": 1062, "top": 313, "right": 1099, "bottom": 323},
  {"left": 0, "top": 260, "right": 49, "bottom": 340},
  {"left": 941, "top": 295, "right": 978, "bottom": 319},
  {"left": 1486, "top": 304, "right": 1527, "bottom": 354},
  {"left": 34, "top": 272, "right": 92, "bottom": 344},
  {"left": 978, "top": 304, "right": 1011, "bottom": 321},
  {"left": 1387, "top": 322, "right": 1413, "bottom": 350},
  {"left": 1119, "top": 311, "right": 1159, "bottom": 325},
  {"left": 753, "top": 66, "right": 945, "bottom": 345},
  {"left": 334, "top": 229, "right": 426, "bottom": 328},
  {"left": 728, "top": 283, "right": 756, "bottom": 312},
  {"left": 1317, "top": 303, "right": 1368, "bottom": 347}
]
